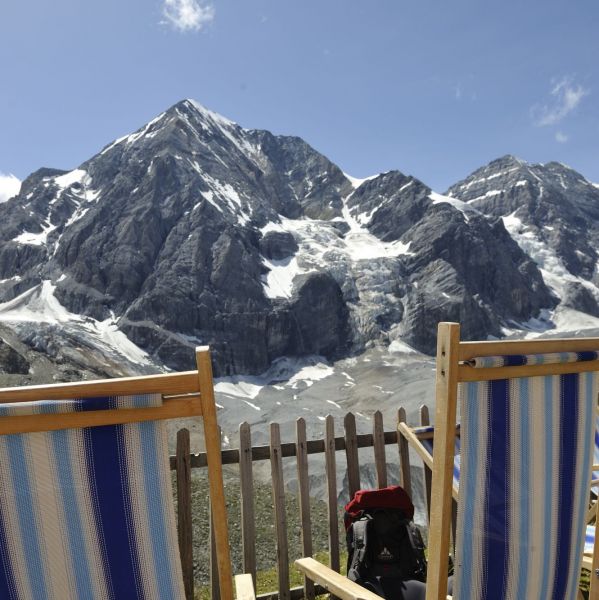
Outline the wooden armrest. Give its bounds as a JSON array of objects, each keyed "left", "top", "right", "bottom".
[
  {"left": 296, "top": 557, "right": 454, "bottom": 600},
  {"left": 234, "top": 573, "right": 256, "bottom": 600},
  {"left": 295, "top": 557, "right": 384, "bottom": 600}
]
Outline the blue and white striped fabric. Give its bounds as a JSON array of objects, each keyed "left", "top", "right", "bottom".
[
  {"left": 0, "top": 395, "right": 185, "bottom": 600},
  {"left": 416, "top": 426, "right": 461, "bottom": 493},
  {"left": 593, "top": 414, "right": 599, "bottom": 494},
  {"left": 453, "top": 373, "right": 597, "bottom": 600},
  {"left": 585, "top": 525, "right": 595, "bottom": 555},
  {"left": 466, "top": 351, "right": 599, "bottom": 369}
]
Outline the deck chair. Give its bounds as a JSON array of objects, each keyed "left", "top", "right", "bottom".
[
  {"left": 400, "top": 420, "right": 599, "bottom": 575},
  {"left": 0, "top": 347, "right": 234, "bottom": 600},
  {"left": 426, "top": 322, "right": 599, "bottom": 600},
  {"left": 401, "top": 420, "right": 599, "bottom": 575}
]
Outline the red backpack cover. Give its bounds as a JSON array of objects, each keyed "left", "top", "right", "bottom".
[{"left": 344, "top": 485, "right": 415, "bottom": 530}]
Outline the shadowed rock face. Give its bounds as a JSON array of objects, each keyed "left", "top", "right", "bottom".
[
  {"left": 0, "top": 103, "right": 594, "bottom": 376},
  {"left": 0, "top": 339, "right": 29, "bottom": 374}
]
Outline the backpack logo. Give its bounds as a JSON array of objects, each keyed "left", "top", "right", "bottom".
[{"left": 377, "top": 546, "right": 395, "bottom": 561}]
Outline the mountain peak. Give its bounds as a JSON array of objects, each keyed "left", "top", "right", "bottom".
[
  {"left": 173, "top": 98, "right": 238, "bottom": 129},
  {"left": 488, "top": 154, "right": 527, "bottom": 169}
]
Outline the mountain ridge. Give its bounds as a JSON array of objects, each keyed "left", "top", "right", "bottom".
[{"left": 0, "top": 99, "right": 597, "bottom": 378}]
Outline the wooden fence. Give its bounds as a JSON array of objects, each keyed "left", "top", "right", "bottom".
[{"left": 171, "top": 405, "right": 432, "bottom": 600}]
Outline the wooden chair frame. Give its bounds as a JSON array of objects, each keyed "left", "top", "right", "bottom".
[
  {"left": 0, "top": 346, "right": 234, "bottom": 600},
  {"left": 428, "top": 322, "right": 599, "bottom": 600}
]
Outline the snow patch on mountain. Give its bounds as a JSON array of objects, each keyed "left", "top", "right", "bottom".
[
  {"left": 14, "top": 222, "right": 57, "bottom": 246},
  {"left": 341, "top": 195, "right": 412, "bottom": 259},
  {"left": 429, "top": 191, "right": 479, "bottom": 222},
  {"left": 468, "top": 189, "right": 502, "bottom": 203},
  {"left": 552, "top": 307, "right": 599, "bottom": 332},
  {"left": 388, "top": 339, "right": 419, "bottom": 354},
  {"left": 261, "top": 256, "right": 310, "bottom": 299},
  {"left": 183, "top": 100, "right": 260, "bottom": 159},
  {"left": 55, "top": 169, "right": 86, "bottom": 189},
  {"left": 502, "top": 211, "right": 596, "bottom": 299},
  {"left": 201, "top": 174, "right": 251, "bottom": 225},
  {"left": 502, "top": 211, "right": 599, "bottom": 333},
  {"left": 0, "top": 281, "right": 151, "bottom": 366},
  {"left": 212, "top": 355, "right": 335, "bottom": 408},
  {"left": 344, "top": 173, "right": 379, "bottom": 189},
  {"left": 260, "top": 211, "right": 411, "bottom": 305},
  {"left": 186, "top": 99, "right": 237, "bottom": 129},
  {"left": 215, "top": 379, "right": 264, "bottom": 401},
  {"left": 288, "top": 362, "right": 334, "bottom": 388},
  {"left": 454, "top": 166, "right": 520, "bottom": 192}
]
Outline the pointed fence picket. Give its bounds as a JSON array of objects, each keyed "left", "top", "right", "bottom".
[{"left": 171, "top": 407, "right": 418, "bottom": 600}]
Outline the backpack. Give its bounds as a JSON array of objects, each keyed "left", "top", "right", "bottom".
[{"left": 344, "top": 485, "right": 427, "bottom": 597}]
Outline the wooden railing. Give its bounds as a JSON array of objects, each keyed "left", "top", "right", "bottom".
[{"left": 171, "top": 407, "right": 423, "bottom": 600}]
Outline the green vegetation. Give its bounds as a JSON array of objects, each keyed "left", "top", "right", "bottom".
[
  {"left": 193, "top": 550, "right": 345, "bottom": 599},
  {"left": 173, "top": 469, "right": 345, "bottom": 592}
]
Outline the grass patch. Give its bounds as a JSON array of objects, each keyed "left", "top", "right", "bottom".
[
  {"left": 194, "top": 550, "right": 347, "bottom": 599},
  {"left": 173, "top": 469, "right": 345, "bottom": 591}
]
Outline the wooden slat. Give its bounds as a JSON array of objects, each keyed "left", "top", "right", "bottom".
[
  {"left": 458, "top": 336, "right": 599, "bottom": 361},
  {"left": 176, "top": 429, "right": 194, "bottom": 600},
  {"left": 210, "top": 506, "right": 221, "bottom": 600},
  {"left": 419, "top": 405, "right": 433, "bottom": 524},
  {"left": 295, "top": 418, "right": 315, "bottom": 600},
  {"left": 0, "top": 396, "right": 202, "bottom": 435},
  {"left": 325, "top": 415, "right": 340, "bottom": 573},
  {"left": 426, "top": 322, "right": 460, "bottom": 600},
  {"left": 451, "top": 496, "right": 458, "bottom": 558},
  {"left": 459, "top": 359, "right": 599, "bottom": 382},
  {"left": 587, "top": 500, "right": 597, "bottom": 525},
  {"left": 295, "top": 558, "right": 384, "bottom": 600},
  {"left": 270, "top": 423, "right": 290, "bottom": 600},
  {"left": 239, "top": 422, "right": 257, "bottom": 587},
  {"left": 344, "top": 412, "right": 360, "bottom": 498},
  {"left": 235, "top": 574, "right": 256, "bottom": 600},
  {"left": 169, "top": 431, "right": 401, "bottom": 469},
  {"left": 0, "top": 370, "right": 199, "bottom": 402},
  {"left": 412, "top": 429, "right": 436, "bottom": 440},
  {"left": 398, "top": 423, "right": 432, "bottom": 470},
  {"left": 590, "top": 496, "right": 599, "bottom": 600},
  {"left": 373, "top": 410, "right": 387, "bottom": 488},
  {"left": 256, "top": 584, "right": 326, "bottom": 600},
  {"left": 398, "top": 422, "right": 459, "bottom": 500},
  {"left": 397, "top": 407, "right": 412, "bottom": 498},
  {"left": 196, "top": 349, "right": 233, "bottom": 600}
]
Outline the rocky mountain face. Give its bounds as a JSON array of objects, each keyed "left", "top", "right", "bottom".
[
  {"left": 0, "top": 100, "right": 596, "bottom": 378},
  {"left": 446, "top": 155, "right": 599, "bottom": 329}
]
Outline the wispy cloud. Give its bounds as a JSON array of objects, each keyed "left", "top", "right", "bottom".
[
  {"left": 555, "top": 131, "right": 568, "bottom": 143},
  {"left": 0, "top": 173, "right": 21, "bottom": 203},
  {"left": 532, "top": 77, "right": 589, "bottom": 126},
  {"left": 161, "top": 0, "right": 215, "bottom": 33}
]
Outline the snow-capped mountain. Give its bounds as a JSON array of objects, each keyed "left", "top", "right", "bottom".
[
  {"left": 0, "top": 100, "right": 595, "bottom": 379},
  {"left": 446, "top": 155, "right": 599, "bottom": 332}
]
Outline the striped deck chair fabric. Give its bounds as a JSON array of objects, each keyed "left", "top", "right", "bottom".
[
  {"left": 415, "top": 425, "right": 461, "bottom": 494},
  {"left": 453, "top": 364, "right": 596, "bottom": 600},
  {"left": 586, "top": 525, "right": 595, "bottom": 555},
  {"left": 0, "top": 394, "right": 185, "bottom": 600},
  {"left": 593, "top": 414, "right": 599, "bottom": 493}
]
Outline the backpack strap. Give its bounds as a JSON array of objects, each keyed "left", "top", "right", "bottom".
[{"left": 347, "top": 517, "right": 370, "bottom": 582}]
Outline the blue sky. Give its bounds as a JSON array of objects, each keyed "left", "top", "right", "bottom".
[{"left": 0, "top": 0, "right": 597, "bottom": 195}]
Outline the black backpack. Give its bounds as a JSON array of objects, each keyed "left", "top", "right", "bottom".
[{"left": 344, "top": 486, "right": 427, "bottom": 597}]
